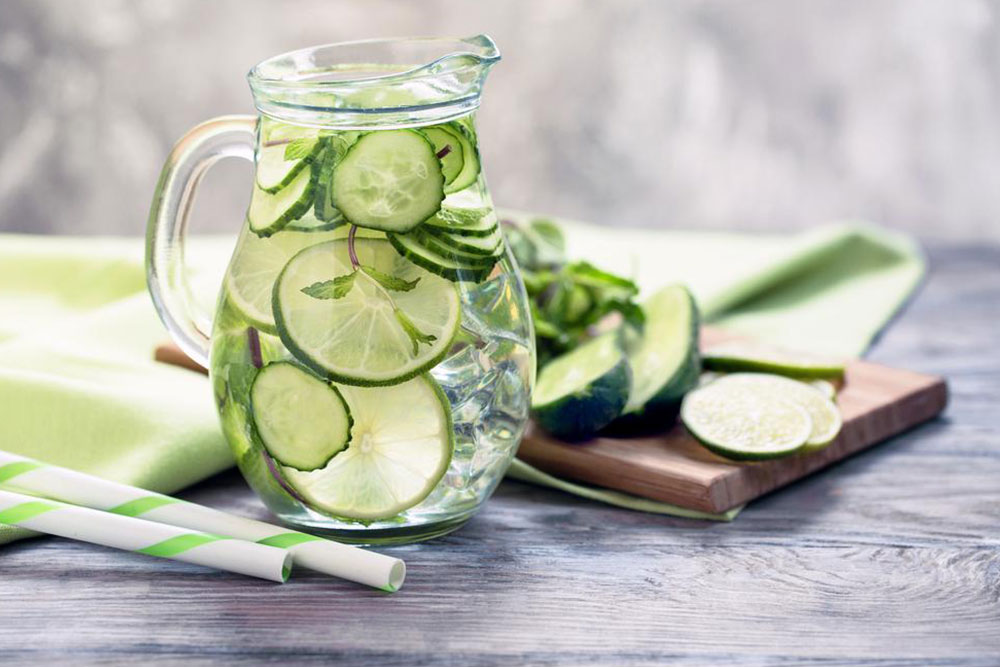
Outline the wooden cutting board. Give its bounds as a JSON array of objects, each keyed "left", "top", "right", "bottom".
[
  {"left": 517, "top": 329, "right": 948, "bottom": 513},
  {"left": 155, "top": 328, "right": 948, "bottom": 514}
]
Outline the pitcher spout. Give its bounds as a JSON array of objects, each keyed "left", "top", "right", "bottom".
[{"left": 248, "top": 35, "right": 501, "bottom": 129}]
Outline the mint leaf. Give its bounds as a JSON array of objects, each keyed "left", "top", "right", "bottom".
[
  {"left": 530, "top": 218, "right": 565, "bottom": 253},
  {"left": 566, "top": 261, "right": 638, "bottom": 296},
  {"left": 361, "top": 265, "right": 420, "bottom": 292},
  {"left": 394, "top": 309, "right": 437, "bottom": 355},
  {"left": 301, "top": 271, "right": 357, "bottom": 300},
  {"left": 284, "top": 137, "right": 318, "bottom": 161}
]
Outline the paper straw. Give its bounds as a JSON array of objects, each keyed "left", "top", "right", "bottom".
[
  {"left": 0, "top": 451, "right": 405, "bottom": 592},
  {"left": 0, "top": 488, "right": 290, "bottom": 582}
]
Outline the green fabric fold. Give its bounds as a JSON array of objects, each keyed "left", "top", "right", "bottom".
[{"left": 0, "top": 219, "right": 924, "bottom": 543}]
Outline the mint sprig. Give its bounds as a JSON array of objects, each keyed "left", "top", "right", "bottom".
[
  {"left": 301, "top": 272, "right": 356, "bottom": 300},
  {"left": 361, "top": 266, "right": 420, "bottom": 292},
  {"left": 394, "top": 309, "right": 438, "bottom": 355}
]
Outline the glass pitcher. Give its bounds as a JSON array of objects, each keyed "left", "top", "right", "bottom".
[{"left": 146, "top": 36, "right": 535, "bottom": 544}]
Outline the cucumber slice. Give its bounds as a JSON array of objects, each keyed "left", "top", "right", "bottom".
[
  {"left": 281, "top": 374, "right": 454, "bottom": 521},
  {"left": 311, "top": 132, "right": 360, "bottom": 224},
  {"left": 681, "top": 380, "right": 813, "bottom": 461},
  {"left": 702, "top": 342, "right": 846, "bottom": 380},
  {"left": 387, "top": 232, "right": 495, "bottom": 282},
  {"left": 438, "top": 123, "right": 480, "bottom": 194},
  {"left": 425, "top": 225, "right": 503, "bottom": 256},
  {"left": 224, "top": 224, "right": 341, "bottom": 333},
  {"left": 623, "top": 284, "right": 701, "bottom": 415},
  {"left": 532, "top": 332, "right": 632, "bottom": 440},
  {"left": 415, "top": 229, "right": 503, "bottom": 264},
  {"left": 712, "top": 373, "right": 842, "bottom": 451},
  {"left": 273, "top": 238, "right": 461, "bottom": 386},
  {"left": 255, "top": 136, "right": 324, "bottom": 193},
  {"left": 419, "top": 126, "right": 465, "bottom": 186},
  {"left": 422, "top": 206, "right": 497, "bottom": 237},
  {"left": 331, "top": 130, "right": 444, "bottom": 233},
  {"left": 248, "top": 165, "right": 315, "bottom": 237},
  {"left": 250, "top": 362, "right": 352, "bottom": 472}
]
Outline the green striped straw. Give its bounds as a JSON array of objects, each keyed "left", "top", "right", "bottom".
[
  {"left": 0, "top": 450, "right": 404, "bottom": 592},
  {"left": 0, "top": 488, "right": 290, "bottom": 582}
]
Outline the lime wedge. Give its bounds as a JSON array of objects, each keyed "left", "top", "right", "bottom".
[
  {"left": 703, "top": 342, "right": 845, "bottom": 380},
  {"left": 717, "top": 373, "right": 843, "bottom": 450},
  {"left": 273, "top": 238, "right": 461, "bottom": 386},
  {"left": 223, "top": 225, "right": 340, "bottom": 334},
  {"left": 281, "top": 374, "right": 453, "bottom": 520},
  {"left": 250, "top": 362, "right": 352, "bottom": 472},
  {"left": 532, "top": 332, "right": 631, "bottom": 440},
  {"left": 681, "top": 379, "right": 813, "bottom": 461}
]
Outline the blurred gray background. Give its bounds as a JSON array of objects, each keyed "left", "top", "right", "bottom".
[{"left": 1, "top": 0, "right": 999, "bottom": 240}]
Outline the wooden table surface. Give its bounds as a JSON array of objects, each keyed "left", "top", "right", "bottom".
[{"left": 0, "top": 242, "right": 997, "bottom": 666}]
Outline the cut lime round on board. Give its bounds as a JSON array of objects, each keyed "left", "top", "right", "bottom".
[
  {"left": 250, "top": 362, "right": 352, "bottom": 472},
  {"left": 681, "top": 380, "right": 813, "bottom": 461},
  {"left": 223, "top": 225, "right": 340, "bottom": 334},
  {"left": 714, "top": 373, "right": 843, "bottom": 451},
  {"left": 622, "top": 284, "right": 701, "bottom": 415},
  {"left": 273, "top": 238, "right": 461, "bottom": 386},
  {"left": 532, "top": 332, "right": 632, "bottom": 440},
  {"left": 331, "top": 130, "right": 445, "bottom": 233},
  {"left": 281, "top": 374, "right": 454, "bottom": 521},
  {"left": 702, "top": 342, "right": 846, "bottom": 380}
]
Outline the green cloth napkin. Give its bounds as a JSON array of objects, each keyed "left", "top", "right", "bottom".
[{"left": 0, "top": 219, "right": 924, "bottom": 543}]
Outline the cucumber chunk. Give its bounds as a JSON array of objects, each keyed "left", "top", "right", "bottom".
[
  {"left": 622, "top": 284, "right": 701, "bottom": 416},
  {"left": 532, "top": 332, "right": 632, "bottom": 440},
  {"left": 250, "top": 362, "right": 353, "bottom": 471},
  {"left": 331, "top": 130, "right": 445, "bottom": 233}
]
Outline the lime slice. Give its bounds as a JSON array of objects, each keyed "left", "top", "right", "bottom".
[
  {"left": 223, "top": 225, "right": 340, "bottom": 334},
  {"left": 273, "top": 238, "right": 461, "bottom": 386},
  {"left": 623, "top": 284, "right": 701, "bottom": 414},
  {"left": 281, "top": 374, "right": 453, "bottom": 520},
  {"left": 681, "top": 379, "right": 813, "bottom": 461},
  {"left": 532, "top": 332, "right": 632, "bottom": 440},
  {"left": 716, "top": 373, "right": 843, "bottom": 450},
  {"left": 702, "top": 342, "right": 846, "bottom": 380},
  {"left": 250, "top": 362, "right": 352, "bottom": 472}
]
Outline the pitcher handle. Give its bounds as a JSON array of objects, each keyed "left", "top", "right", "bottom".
[{"left": 146, "top": 115, "right": 257, "bottom": 368}]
